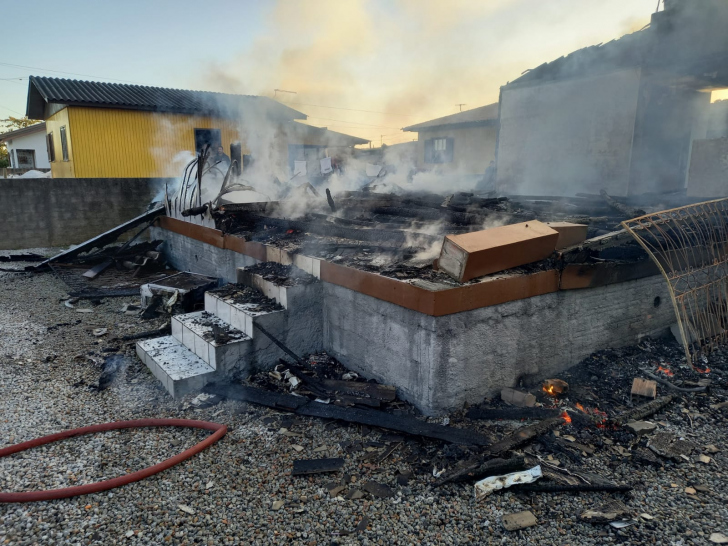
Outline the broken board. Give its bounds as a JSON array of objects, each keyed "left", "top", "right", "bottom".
[{"left": 438, "top": 220, "right": 559, "bottom": 282}]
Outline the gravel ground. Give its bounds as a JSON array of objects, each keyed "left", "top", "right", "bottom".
[{"left": 0, "top": 249, "right": 727, "bottom": 545}]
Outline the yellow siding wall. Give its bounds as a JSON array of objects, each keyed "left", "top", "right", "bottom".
[
  {"left": 66, "top": 107, "right": 243, "bottom": 178},
  {"left": 46, "top": 107, "right": 75, "bottom": 178}
]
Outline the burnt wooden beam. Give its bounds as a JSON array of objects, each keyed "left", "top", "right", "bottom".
[
  {"left": 36, "top": 206, "right": 165, "bottom": 269},
  {"left": 434, "top": 456, "right": 527, "bottom": 487},
  {"left": 466, "top": 407, "right": 562, "bottom": 421},
  {"left": 486, "top": 417, "right": 565, "bottom": 457}
]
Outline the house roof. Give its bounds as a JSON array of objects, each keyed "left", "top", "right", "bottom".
[
  {"left": 402, "top": 103, "right": 499, "bottom": 132},
  {"left": 290, "top": 122, "right": 370, "bottom": 146},
  {"left": 26, "top": 76, "right": 307, "bottom": 121},
  {"left": 0, "top": 121, "right": 46, "bottom": 143}
]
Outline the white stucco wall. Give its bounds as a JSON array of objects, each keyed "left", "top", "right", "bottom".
[{"left": 6, "top": 130, "right": 50, "bottom": 169}]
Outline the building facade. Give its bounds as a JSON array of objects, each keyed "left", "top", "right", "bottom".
[
  {"left": 403, "top": 104, "right": 499, "bottom": 185},
  {"left": 0, "top": 122, "right": 50, "bottom": 171},
  {"left": 26, "top": 77, "right": 367, "bottom": 179}
]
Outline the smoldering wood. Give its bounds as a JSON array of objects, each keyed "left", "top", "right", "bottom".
[
  {"left": 612, "top": 395, "right": 676, "bottom": 425},
  {"left": 599, "top": 189, "right": 646, "bottom": 219},
  {"left": 486, "top": 417, "right": 564, "bottom": 457},
  {"left": 434, "top": 457, "right": 527, "bottom": 487},
  {"left": 639, "top": 370, "right": 707, "bottom": 392},
  {"left": 466, "top": 407, "right": 562, "bottom": 421}
]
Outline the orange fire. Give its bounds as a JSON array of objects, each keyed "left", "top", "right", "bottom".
[
  {"left": 560, "top": 410, "right": 572, "bottom": 424},
  {"left": 543, "top": 385, "right": 556, "bottom": 396},
  {"left": 695, "top": 367, "right": 711, "bottom": 374},
  {"left": 575, "top": 403, "right": 586, "bottom": 413},
  {"left": 656, "top": 365, "right": 674, "bottom": 376}
]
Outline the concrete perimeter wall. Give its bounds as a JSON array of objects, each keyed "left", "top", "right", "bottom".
[
  {"left": 324, "top": 274, "right": 675, "bottom": 415},
  {"left": 0, "top": 178, "right": 171, "bottom": 250}
]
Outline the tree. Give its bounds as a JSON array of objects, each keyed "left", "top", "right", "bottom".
[{"left": 0, "top": 117, "right": 42, "bottom": 168}]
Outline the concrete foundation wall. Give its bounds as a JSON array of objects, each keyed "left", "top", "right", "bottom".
[
  {"left": 0, "top": 177, "right": 170, "bottom": 250},
  {"left": 152, "top": 226, "right": 260, "bottom": 282},
  {"left": 497, "top": 68, "right": 641, "bottom": 197},
  {"left": 324, "top": 274, "right": 675, "bottom": 415},
  {"left": 153, "top": 225, "right": 678, "bottom": 415}
]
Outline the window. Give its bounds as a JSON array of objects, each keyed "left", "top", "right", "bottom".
[
  {"left": 47, "top": 133, "right": 55, "bottom": 162},
  {"left": 60, "top": 126, "right": 69, "bottom": 161},
  {"left": 16, "top": 150, "right": 36, "bottom": 169},
  {"left": 194, "top": 129, "right": 221, "bottom": 154},
  {"left": 424, "top": 137, "right": 454, "bottom": 164}
]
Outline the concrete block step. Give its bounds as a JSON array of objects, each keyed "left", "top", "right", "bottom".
[
  {"left": 171, "top": 311, "right": 250, "bottom": 370},
  {"left": 236, "top": 263, "right": 319, "bottom": 309},
  {"left": 204, "top": 288, "right": 286, "bottom": 338},
  {"left": 136, "top": 336, "right": 216, "bottom": 398}
]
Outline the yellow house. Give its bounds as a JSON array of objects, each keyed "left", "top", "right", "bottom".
[
  {"left": 26, "top": 76, "right": 368, "bottom": 179},
  {"left": 403, "top": 103, "right": 499, "bottom": 178}
]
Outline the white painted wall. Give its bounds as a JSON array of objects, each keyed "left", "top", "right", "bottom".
[{"left": 5, "top": 130, "right": 50, "bottom": 169}]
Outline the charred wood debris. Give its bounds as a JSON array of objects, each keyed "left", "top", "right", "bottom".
[
  {"left": 202, "top": 326, "right": 727, "bottom": 517},
  {"left": 206, "top": 190, "right": 684, "bottom": 284}
]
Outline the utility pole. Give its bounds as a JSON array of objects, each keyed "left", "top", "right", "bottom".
[
  {"left": 274, "top": 89, "right": 297, "bottom": 98},
  {"left": 456, "top": 103, "right": 466, "bottom": 112}
]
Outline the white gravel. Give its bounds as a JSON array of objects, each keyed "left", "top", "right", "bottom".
[{"left": 0, "top": 251, "right": 726, "bottom": 545}]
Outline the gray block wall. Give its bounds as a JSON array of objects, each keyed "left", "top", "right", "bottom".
[
  {"left": 0, "top": 177, "right": 172, "bottom": 250},
  {"left": 324, "top": 274, "right": 675, "bottom": 415}
]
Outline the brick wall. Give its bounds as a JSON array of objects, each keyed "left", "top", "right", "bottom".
[{"left": 0, "top": 178, "right": 173, "bottom": 250}]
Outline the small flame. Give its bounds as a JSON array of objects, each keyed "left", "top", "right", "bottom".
[
  {"left": 543, "top": 385, "right": 556, "bottom": 396},
  {"left": 695, "top": 367, "right": 711, "bottom": 374},
  {"left": 656, "top": 365, "right": 674, "bottom": 377},
  {"left": 286, "top": 229, "right": 295, "bottom": 234},
  {"left": 560, "top": 410, "right": 572, "bottom": 424},
  {"left": 575, "top": 403, "right": 586, "bottom": 413}
]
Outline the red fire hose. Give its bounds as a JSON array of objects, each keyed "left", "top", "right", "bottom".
[{"left": 0, "top": 419, "right": 227, "bottom": 503}]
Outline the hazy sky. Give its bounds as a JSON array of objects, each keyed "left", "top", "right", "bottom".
[{"left": 1, "top": 0, "right": 688, "bottom": 144}]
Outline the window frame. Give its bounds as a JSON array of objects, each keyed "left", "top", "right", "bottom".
[
  {"left": 424, "top": 136, "right": 454, "bottom": 164},
  {"left": 47, "top": 132, "right": 56, "bottom": 163},
  {"left": 15, "top": 149, "right": 36, "bottom": 169},
  {"left": 60, "top": 126, "right": 69, "bottom": 161}
]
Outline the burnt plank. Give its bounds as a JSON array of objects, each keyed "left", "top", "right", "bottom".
[
  {"left": 297, "top": 403, "right": 490, "bottom": 446},
  {"left": 204, "top": 383, "right": 308, "bottom": 411},
  {"left": 321, "top": 379, "right": 397, "bottom": 402},
  {"left": 292, "top": 458, "right": 345, "bottom": 476},
  {"left": 82, "top": 258, "right": 114, "bottom": 279},
  {"left": 467, "top": 407, "right": 561, "bottom": 421},
  {"left": 486, "top": 417, "right": 564, "bottom": 456}
]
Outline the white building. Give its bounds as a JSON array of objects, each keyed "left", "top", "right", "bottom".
[{"left": 0, "top": 122, "right": 50, "bottom": 170}]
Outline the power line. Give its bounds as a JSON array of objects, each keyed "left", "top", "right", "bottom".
[
  {"left": 284, "top": 101, "right": 418, "bottom": 118},
  {"left": 304, "top": 116, "right": 401, "bottom": 130},
  {"left": 0, "top": 103, "right": 25, "bottom": 115},
  {"left": 0, "top": 62, "right": 144, "bottom": 85}
]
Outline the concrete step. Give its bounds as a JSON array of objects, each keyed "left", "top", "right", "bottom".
[
  {"left": 204, "top": 286, "right": 286, "bottom": 338},
  {"left": 236, "top": 263, "right": 319, "bottom": 310},
  {"left": 171, "top": 311, "right": 250, "bottom": 370},
  {"left": 136, "top": 336, "right": 216, "bottom": 398}
]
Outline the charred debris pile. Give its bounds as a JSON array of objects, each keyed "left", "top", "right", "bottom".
[
  {"left": 205, "top": 191, "right": 660, "bottom": 284},
  {"left": 205, "top": 335, "right": 726, "bottom": 516}
]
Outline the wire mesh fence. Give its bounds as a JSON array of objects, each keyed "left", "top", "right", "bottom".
[{"left": 622, "top": 198, "right": 728, "bottom": 368}]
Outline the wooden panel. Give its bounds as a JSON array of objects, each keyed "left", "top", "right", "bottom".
[
  {"left": 432, "top": 270, "right": 560, "bottom": 316},
  {"left": 45, "top": 107, "right": 75, "bottom": 178},
  {"left": 68, "top": 107, "right": 243, "bottom": 178}
]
